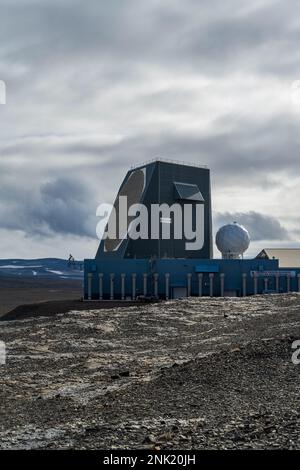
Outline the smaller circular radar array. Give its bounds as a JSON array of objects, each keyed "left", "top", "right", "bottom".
[{"left": 216, "top": 222, "right": 250, "bottom": 259}]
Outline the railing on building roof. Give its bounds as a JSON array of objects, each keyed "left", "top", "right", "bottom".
[{"left": 130, "top": 158, "right": 208, "bottom": 170}]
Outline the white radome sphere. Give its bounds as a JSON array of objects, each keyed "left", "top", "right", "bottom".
[{"left": 216, "top": 222, "right": 250, "bottom": 258}]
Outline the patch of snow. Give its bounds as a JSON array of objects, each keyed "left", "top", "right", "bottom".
[
  {"left": 0, "top": 265, "right": 42, "bottom": 269},
  {"left": 46, "top": 269, "right": 64, "bottom": 275},
  {"left": 0, "top": 265, "right": 27, "bottom": 269}
]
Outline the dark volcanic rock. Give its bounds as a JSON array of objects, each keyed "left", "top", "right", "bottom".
[{"left": 1, "top": 294, "right": 300, "bottom": 449}]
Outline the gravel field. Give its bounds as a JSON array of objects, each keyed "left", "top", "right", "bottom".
[{"left": 0, "top": 294, "right": 300, "bottom": 449}]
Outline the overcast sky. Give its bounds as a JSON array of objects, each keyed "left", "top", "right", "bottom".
[{"left": 0, "top": 0, "right": 300, "bottom": 259}]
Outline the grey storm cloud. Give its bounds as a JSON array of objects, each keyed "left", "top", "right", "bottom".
[
  {"left": 214, "top": 211, "right": 290, "bottom": 241},
  {"left": 37, "top": 178, "right": 96, "bottom": 237},
  {"left": 0, "top": 177, "right": 97, "bottom": 238},
  {"left": 3, "top": 111, "right": 300, "bottom": 182},
  {"left": 1, "top": 0, "right": 300, "bottom": 84},
  {"left": 0, "top": 0, "right": 300, "bottom": 257},
  {"left": 0, "top": 115, "right": 299, "bottom": 244}
]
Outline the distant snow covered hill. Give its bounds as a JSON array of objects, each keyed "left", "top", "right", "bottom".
[{"left": 0, "top": 259, "right": 84, "bottom": 280}]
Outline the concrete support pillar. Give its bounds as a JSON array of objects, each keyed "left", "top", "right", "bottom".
[
  {"left": 298, "top": 274, "right": 300, "bottom": 293},
  {"left": 121, "top": 273, "right": 126, "bottom": 300},
  {"left": 242, "top": 273, "right": 247, "bottom": 297},
  {"left": 198, "top": 273, "right": 203, "bottom": 297},
  {"left": 264, "top": 277, "right": 268, "bottom": 293},
  {"left": 132, "top": 273, "right": 137, "bottom": 300},
  {"left": 209, "top": 273, "right": 214, "bottom": 297},
  {"left": 153, "top": 273, "right": 159, "bottom": 298},
  {"left": 254, "top": 273, "right": 258, "bottom": 295},
  {"left": 110, "top": 273, "right": 115, "bottom": 300},
  {"left": 187, "top": 273, "right": 192, "bottom": 297},
  {"left": 287, "top": 273, "right": 291, "bottom": 293},
  {"left": 165, "top": 273, "right": 170, "bottom": 300},
  {"left": 220, "top": 273, "right": 225, "bottom": 297},
  {"left": 88, "top": 273, "right": 93, "bottom": 300},
  {"left": 98, "top": 273, "right": 103, "bottom": 300},
  {"left": 143, "top": 273, "right": 148, "bottom": 296},
  {"left": 276, "top": 274, "right": 280, "bottom": 293}
]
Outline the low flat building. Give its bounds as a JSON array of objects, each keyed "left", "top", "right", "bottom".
[
  {"left": 85, "top": 256, "right": 297, "bottom": 299},
  {"left": 256, "top": 249, "right": 300, "bottom": 268},
  {"left": 84, "top": 160, "right": 300, "bottom": 299}
]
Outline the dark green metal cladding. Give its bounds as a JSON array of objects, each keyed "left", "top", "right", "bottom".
[{"left": 96, "top": 160, "right": 213, "bottom": 260}]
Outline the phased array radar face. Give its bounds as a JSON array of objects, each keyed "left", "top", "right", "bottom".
[
  {"left": 104, "top": 168, "right": 146, "bottom": 252},
  {"left": 96, "top": 160, "right": 213, "bottom": 260}
]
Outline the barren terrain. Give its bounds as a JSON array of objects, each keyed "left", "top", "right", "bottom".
[
  {"left": 0, "top": 294, "right": 300, "bottom": 449},
  {"left": 0, "top": 277, "right": 82, "bottom": 317}
]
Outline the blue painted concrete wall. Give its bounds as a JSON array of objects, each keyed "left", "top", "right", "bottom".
[{"left": 84, "top": 258, "right": 300, "bottom": 299}]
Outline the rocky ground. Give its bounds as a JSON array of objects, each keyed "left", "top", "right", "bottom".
[
  {"left": 0, "top": 294, "right": 300, "bottom": 449},
  {"left": 0, "top": 276, "right": 82, "bottom": 318}
]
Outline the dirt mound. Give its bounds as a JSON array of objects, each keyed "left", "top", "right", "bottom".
[
  {"left": 0, "top": 276, "right": 82, "bottom": 318},
  {"left": 1, "top": 299, "right": 137, "bottom": 321}
]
